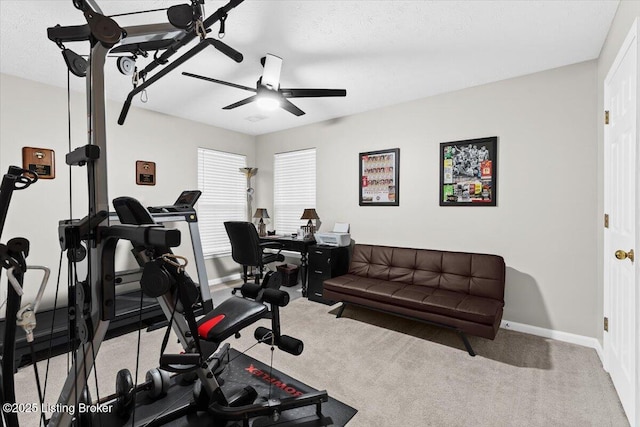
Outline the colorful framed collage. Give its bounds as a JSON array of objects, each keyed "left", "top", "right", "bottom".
[
  {"left": 439, "top": 137, "right": 497, "bottom": 206},
  {"left": 359, "top": 148, "right": 400, "bottom": 206}
]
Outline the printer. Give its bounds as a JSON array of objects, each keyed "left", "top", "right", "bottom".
[{"left": 315, "top": 223, "right": 351, "bottom": 247}]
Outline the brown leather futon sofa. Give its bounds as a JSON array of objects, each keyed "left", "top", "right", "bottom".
[{"left": 322, "top": 244, "right": 506, "bottom": 356}]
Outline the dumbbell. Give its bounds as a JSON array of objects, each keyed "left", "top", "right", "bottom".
[{"left": 113, "top": 367, "right": 171, "bottom": 417}]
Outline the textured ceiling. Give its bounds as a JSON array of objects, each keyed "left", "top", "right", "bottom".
[{"left": 0, "top": 1, "right": 619, "bottom": 136}]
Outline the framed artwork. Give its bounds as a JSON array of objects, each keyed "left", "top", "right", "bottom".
[
  {"left": 439, "top": 136, "right": 497, "bottom": 206},
  {"left": 359, "top": 148, "right": 400, "bottom": 206},
  {"left": 136, "top": 160, "right": 156, "bottom": 186},
  {"left": 22, "top": 147, "right": 55, "bottom": 179}
]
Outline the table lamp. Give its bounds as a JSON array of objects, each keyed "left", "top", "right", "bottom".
[
  {"left": 300, "top": 208, "right": 319, "bottom": 235},
  {"left": 253, "top": 208, "right": 269, "bottom": 237}
]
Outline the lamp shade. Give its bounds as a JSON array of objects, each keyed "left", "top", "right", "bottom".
[
  {"left": 239, "top": 167, "right": 258, "bottom": 177},
  {"left": 300, "top": 209, "right": 319, "bottom": 220},
  {"left": 253, "top": 208, "right": 270, "bottom": 219}
]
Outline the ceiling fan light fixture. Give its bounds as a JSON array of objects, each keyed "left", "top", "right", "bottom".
[
  {"left": 256, "top": 97, "right": 280, "bottom": 111},
  {"left": 256, "top": 91, "right": 281, "bottom": 111}
]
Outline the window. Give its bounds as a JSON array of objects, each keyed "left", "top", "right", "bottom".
[
  {"left": 273, "top": 149, "right": 316, "bottom": 234},
  {"left": 197, "top": 148, "right": 247, "bottom": 257}
]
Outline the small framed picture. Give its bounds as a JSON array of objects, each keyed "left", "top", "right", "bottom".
[
  {"left": 136, "top": 161, "right": 156, "bottom": 186},
  {"left": 22, "top": 147, "right": 55, "bottom": 179},
  {"left": 440, "top": 137, "right": 497, "bottom": 206},
  {"left": 359, "top": 148, "right": 400, "bottom": 206}
]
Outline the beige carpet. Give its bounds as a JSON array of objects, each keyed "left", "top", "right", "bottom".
[{"left": 12, "top": 296, "right": 629, "bottom": 426}]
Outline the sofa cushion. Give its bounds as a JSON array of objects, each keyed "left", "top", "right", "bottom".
[
  {"left": 323, "top": 274, "right": 401, "bottom": 302},
  {"left": 391, "top": 285, "right": 503, "bottom": 325},
  {"left": 324, "top": 276, "right": 503, "bottom": 326}
]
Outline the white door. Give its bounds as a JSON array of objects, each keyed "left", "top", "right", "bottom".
[{"left": 604, "top": 18, "right": 639, "bottom": 427}]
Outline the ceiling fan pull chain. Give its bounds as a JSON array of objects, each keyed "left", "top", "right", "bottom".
[{"left": 218, "top": 13, "right": 227, "bottom": 39}]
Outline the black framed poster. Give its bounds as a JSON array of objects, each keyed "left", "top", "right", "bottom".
[
  {"left": 439, "top": 137, "right": 497, "bottom": 206},
  {"left": 359, "top": 148, "right": 400, "bottom": 206}
]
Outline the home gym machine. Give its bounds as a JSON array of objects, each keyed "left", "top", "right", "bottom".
[
  {"left": 1, "top": 1, "right": 331, "bottom": 426},
  {"left": 1, "top": 166, "right": 44, "bottom": 427},
  {"left": 0, "top": 191, "right": 212, "bottom": 371},
  {"left": 108, "top": 196, "right": 330, "bottom": 426}
]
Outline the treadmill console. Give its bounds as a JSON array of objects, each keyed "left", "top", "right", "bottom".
[{"left": 148, "top": 190, "right": 202, "bottom": 213}]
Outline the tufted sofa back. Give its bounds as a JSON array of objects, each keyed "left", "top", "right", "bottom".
[{"left": 348, "top": 244, "right": 505, "bottom": 301}]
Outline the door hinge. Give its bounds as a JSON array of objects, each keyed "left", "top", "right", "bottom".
[
  {"left": 605, "top": 110, "right": 610, "bottom": 125},
  {"left": 604, "top": 317, "right": 609, "bottom": 332},
  {"left": 604, "top": 213, "right": 609, "bottom": 228}
]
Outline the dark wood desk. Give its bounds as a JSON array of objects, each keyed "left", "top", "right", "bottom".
[{"left": 260, "top": 235, "right": 316, "bottom": 296}]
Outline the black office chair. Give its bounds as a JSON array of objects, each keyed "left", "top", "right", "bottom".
[{"left": 224, "top": 221, "right": 284, "bottom": 288}]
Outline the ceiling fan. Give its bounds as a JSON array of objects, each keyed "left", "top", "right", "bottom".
[{"left": 182, "top": 54, "right": 346, "bottom": 116}]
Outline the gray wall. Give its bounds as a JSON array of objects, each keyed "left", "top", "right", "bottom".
[
  {"left": 255, "top": 61, "right": 599, "bottom": 338},
  {"left": 0, "top": 73, "right": 254, "bottom": 312},
  {"left": 595, "top": 2, "right": 640, "bottom": 345}
]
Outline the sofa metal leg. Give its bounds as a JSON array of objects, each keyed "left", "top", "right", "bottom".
[
  {"left": 336, "top": 303, "right": 347, "bottom": 318},
  {"left": 457, "top": 331, "right": 476, "bottom": 357}
]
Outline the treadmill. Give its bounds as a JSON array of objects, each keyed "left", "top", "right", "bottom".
[{"left": 0, "top": 191, "right": 210, "bottom": 368}]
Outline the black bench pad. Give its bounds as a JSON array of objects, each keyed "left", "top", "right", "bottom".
[{"left": 197, "top": 296, "right": 267, "bottom": 343}]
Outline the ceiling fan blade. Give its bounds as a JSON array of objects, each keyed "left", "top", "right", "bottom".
[
  {"left": 280, "top": 88, "right": 347, "bottom": 98},
  {"left": 223, "top": 95, "right": 259, "bottom": 110},
  {"left": 280, "top": 99, "right": 305, "bottom": 116},
  {"left": 260, "top": 54, "right": 282, "bottom": 90},
  {"left": 182, "top": 72, "right": 256, "bottom": 93}
]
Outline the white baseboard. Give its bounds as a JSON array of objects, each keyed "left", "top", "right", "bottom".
[
  {"left": 208, "top": 273, "right": 242, "bottom": 287},
  {"left": 501, "top": 319, "right": 605, "bottom": 365}
]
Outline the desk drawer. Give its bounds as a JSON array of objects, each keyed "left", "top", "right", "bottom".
[
  {"left": 309, "top": 250, "right": 332, "bottom": 270},
  {"left": 309, "top": 268, "right": 330, "bottom": 282},
  {"left": 308, "top": 273, "right": 333, "bottom": 305}
]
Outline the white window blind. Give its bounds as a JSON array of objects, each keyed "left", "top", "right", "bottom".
[
  {"left": 273, "top": 149, "right": 316, "bottom": 234},
  {"left": 197, "top": 148, "right": 247, "bottom": 257}
]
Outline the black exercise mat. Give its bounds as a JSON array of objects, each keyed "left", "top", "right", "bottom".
[{"left": 91, "top": 349, "right": 357, "bottom": 426}]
